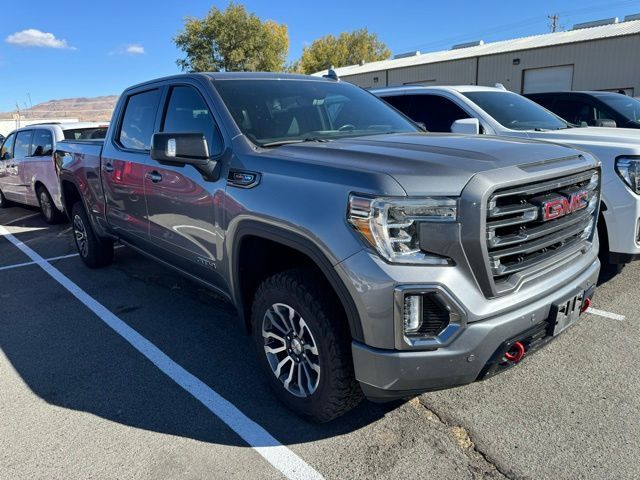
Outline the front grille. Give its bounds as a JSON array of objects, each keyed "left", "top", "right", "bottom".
[{"left": 486, "top": 169, "right": 599, "bottom": 285}]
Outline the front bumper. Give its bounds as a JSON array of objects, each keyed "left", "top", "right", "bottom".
[
  {"left": 601, "top": 176, "right": 640, "bottom": 260},
  {"left": 351, "top": 257, "right": 600, "bottom": 401}
]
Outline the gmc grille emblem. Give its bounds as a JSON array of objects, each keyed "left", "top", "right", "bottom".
[{"left": 539, "top": 190, "right": 589, "bottom": 221}]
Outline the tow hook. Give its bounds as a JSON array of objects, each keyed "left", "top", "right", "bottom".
[
  {"left": 503, "top": 341, "right": 526, "bottom": 363},
  {"left": 580, "top": 296, "right": 592, "bottom": 314}
]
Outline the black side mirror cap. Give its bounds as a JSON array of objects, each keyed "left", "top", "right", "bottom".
[
  {"left": 151, "top": 132, "right": 220, "bottom": 180},
  {"left": 151, "top": 132, "right": 210, "bottom": 166}
]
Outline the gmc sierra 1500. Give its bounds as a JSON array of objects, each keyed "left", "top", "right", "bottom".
[{"left": 56, "top": 73, "right": 600, "bottom": 422}]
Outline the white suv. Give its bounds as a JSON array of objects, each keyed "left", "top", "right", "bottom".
[
  {"left": 375, "top": 85, "right": 640, "bottom": 269},
  {"left": 0, "top": 122, "right": 107, "bottom": 222}
]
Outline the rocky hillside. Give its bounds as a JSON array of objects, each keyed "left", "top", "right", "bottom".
[{"left": 0, "top": 95, "right": 119, "bottom": 122}]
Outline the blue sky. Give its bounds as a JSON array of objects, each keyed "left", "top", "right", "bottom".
[{"left": 1, "top": 0, "right": 639, "bottom": 111}]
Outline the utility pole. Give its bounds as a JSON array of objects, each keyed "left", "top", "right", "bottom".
[{"left": 548, "top": 14, "right": 560, "bottom": 33}]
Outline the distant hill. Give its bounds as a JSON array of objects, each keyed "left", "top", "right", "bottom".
[{"left": 0, "top": 95, "right": 119, "bottom": 122}]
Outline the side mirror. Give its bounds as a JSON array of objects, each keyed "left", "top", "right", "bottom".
[
  {"left": 451, "top": 118, "right": 480, "bottom": 135},
  {"left": 594, "top": 119, "right": 617, "bottom": 128},
  {"left": 415, "top": 121, "right": 427, "bottom": 132},
  {"left": 151, "top": 132, "right": 220, "bottom": 180}
]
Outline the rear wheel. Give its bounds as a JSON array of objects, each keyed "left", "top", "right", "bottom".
[
  {"left": 71, "top": 201, "right": 114, "bottom": 268},
  {"left": 0, "top": 189, "right": 10, "bottom": 208},
  {"left": 37, "top": 186, "right": 64, "bottom": 224},
  {"left": 251, "top": 269, "right": 363, "bottom": 422}
]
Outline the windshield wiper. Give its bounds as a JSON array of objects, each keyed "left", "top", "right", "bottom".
[{"left": 261, "top": 137, "right": 329, "bottom": 147}]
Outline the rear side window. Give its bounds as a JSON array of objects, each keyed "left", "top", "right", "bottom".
[
  {"left": 14, "top": 131, "right": 33, "bottom": 158},
  {"left": 31, "top": 129, "right": 54, "bottom": 156},
  {"left": 1, "top": 133, "right": 16, "bottom": 160},
  {"left": 162, "top": 86, "right": 223, "bottom": 156},
  {"left": 119, "top": 89, "right": 161, "bottom": 150},
  {"left": 553, "top": 99, "right": 594, "bottom": 125},
  {"left": 63, "top": 127, "right": 108, "bottom": 140}
]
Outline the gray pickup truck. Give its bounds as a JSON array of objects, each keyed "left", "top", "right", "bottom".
[{"left": 56, "top": 72, "right": 601, "bottom": 422}]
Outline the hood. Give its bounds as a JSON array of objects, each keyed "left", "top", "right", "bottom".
[
  {"left": 527, "top": 126, "right": 640, "bottom": 153},
  {"left": 272, "top": 133, "right": 584, "bottom": 195}
]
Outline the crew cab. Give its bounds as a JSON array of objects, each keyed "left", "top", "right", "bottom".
[
  {"left": 375, "top": 85, "right": 640, "bottom": 268},
  {"left": 526, "top": 91, "right": 640, "bottom": 129},
  {"left": 0, "top": 122, "right": 108, "bottom": 222},
  {"left": 57, "top": 73, "right": 600, "bottom": 422}
]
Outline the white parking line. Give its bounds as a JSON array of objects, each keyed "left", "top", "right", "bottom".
[
  {"left": 586, "top": 307, "right": 626, "bottom": 321},
  {"left": 0, "top": 225, "right": 324, "bottom": 480},
  {"left": 0, "top": 252, "right": 80, "bottom": 271},
  {"left": 4, "top": 212, "right": 40, "bottom": 225}
]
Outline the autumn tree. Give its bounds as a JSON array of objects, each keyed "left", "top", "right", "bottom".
[
  {"left": 298, "top": 29, "right": 391, "bottom": 74},
  {"left": 174, "top": 3, "right": 289, "bottom": 72}
]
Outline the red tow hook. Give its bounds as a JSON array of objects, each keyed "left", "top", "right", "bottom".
[
  {"left": 581, "top": 297, "right": 592, "bottom": 314},
  {"left": 504, "top": 341, "right": 526, "bottom": 363}
]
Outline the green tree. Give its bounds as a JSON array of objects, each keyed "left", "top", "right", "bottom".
[
  {"left": 298, "top": 29, "right": 391, "bottom": 74},
  {"left": 174, "top": 3, "right": 289, "bottom": 72}
]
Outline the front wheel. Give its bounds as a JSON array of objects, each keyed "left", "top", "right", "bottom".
[
  {"left": 37, "top": 186, "right": 65, "bottom": 224},
  {"left": 71, "top": 201, "right": 114, "bottom": 268},
  {"left": 251, "top": 269, "right": 363, "bottom": 422}
]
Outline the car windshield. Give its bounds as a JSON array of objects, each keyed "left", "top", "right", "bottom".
[
  {"left": 464, "top": 91, "right": 569, "bottom": 131},
  {"left": 213, "top": 79, "right": 419, "bottom": 146},
  {"left": 597, "top": 94, "right": 640, "bottom": 122}
]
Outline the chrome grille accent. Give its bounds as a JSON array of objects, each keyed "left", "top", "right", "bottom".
[{"left": 486, "top": 169, "right": 599, "bottom": 282}]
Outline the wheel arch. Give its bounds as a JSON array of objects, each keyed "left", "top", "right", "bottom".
[{"left": 230, "top": 220, "right": 364, "bottom": 343}]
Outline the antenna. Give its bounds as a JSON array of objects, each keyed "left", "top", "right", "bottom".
[
  {"left": 323, "top": 69, "right": 340, "bottom": 81},
  {"left": 548, "top": 14, "right": 560, "bottom": 32}
]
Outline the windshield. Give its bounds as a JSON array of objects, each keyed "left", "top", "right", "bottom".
[
  {"left": 464, "top": 91, "right": 569, "bottom": 131},
  {"left": 597, "top": 94, "right": 640, "bottom": 122},
  {"left": 213, "top": 79, "right": 419, "bottom": 146}
]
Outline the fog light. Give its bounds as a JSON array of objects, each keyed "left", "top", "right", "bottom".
[{"left": 403, "top": 295, "right": 422, "bottom": 334}]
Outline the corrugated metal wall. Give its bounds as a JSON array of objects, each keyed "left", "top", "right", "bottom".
[{"left": 342, "top": 34, "right": 640, "bottom": 95}]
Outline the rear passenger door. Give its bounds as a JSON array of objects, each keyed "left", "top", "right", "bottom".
[
  {"left": 101, "top": 87, "right": 162, "bottom": 244},
  {"left": 22, "top": 128, "right": 55, "bottom": 207},
  {"left": 143, "top": 83, "right": 228, "bottom": 286}
]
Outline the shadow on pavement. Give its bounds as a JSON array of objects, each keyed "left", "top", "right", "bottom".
[{"left": 0, "top": 213, "right": 400, "bottom": 449}]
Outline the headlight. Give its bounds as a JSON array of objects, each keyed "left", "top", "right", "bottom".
[
  {"left": 347, "top": 195, "right": 457, "bottom": 264},
  {"left": 615, "top": 157, "right": 640, "bottom": 194}
]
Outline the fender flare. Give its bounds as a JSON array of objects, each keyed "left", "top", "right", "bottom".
[{"left": 230, "top": 219, "right": 364, "bottom": 342}]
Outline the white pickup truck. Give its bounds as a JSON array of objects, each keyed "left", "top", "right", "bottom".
[
  {"left": 375, "top": 85, "right": 640, "bottom": 269},
  {"left": 0, "top": 122, "right": 108, "bottom": 222}
]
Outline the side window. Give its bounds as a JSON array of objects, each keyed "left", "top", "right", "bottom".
[
  {"left": 553, "top": 99, "right": 594, "bottom": 125},
  {"left": 14, "top": 131, "right": 33, "bottom": 158},
  {"left": 405, "top": 95, "right": 471, "bottom": 132},
  {"left": 1, "top": 133, "right": 16, "bottom": 160},
  {"left": 119, "top": 89, "right": 161, "bottom": 151},
  {"left": 162, "top": 86, "right": 223, "bottom": 156},
  {"left": 31, "top": 129, "right": 54, "bottom": 157},
  {"left": 381, "top": 95, "right": 413, "bottom": 115}
]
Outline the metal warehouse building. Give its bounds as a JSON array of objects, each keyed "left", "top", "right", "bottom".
[{"left": 317, "top": 15, "right": 640, "bottom": 95}]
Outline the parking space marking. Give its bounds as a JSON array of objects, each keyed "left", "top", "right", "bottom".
[
  {"left": 0, "top": 225, "right": 324, "bottom": 480},
  {"left": 0, "top": 252, "right": 80, "bottom": 272},
  {"left": 586, "top": 307, "right": 625, "bottom": 321},
  {"left": 3, "top": 212, "right": 40, "bottom": 225}
]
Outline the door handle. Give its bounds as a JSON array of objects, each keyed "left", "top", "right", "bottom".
[
  {"left": 103, "top": 163, "right": 114, "bottom": 173},
  {"left": 145, "top": 171, "right": 163, "bottom": 183}
]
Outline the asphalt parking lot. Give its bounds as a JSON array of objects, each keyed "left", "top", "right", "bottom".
[{"left": 1, "top": 205, "right": 638, "bottom": 480}]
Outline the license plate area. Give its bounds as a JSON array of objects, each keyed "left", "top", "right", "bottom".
[{"left": 550, "top": 290, "right": 584, "bottom": 336}]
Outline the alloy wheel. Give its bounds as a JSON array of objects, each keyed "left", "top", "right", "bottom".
[
  {"left": 73, "top": 214, "right": 88, "bottom": 258},
  {"left": 262, "top": 303, "right": 321, "bottom": 398},
  {"left": 40, "top": 191, "right": 52, "bottom": 220}
]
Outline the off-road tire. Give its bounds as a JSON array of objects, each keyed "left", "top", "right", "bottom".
[
  {"left": 251, "top": 268, "right": 363, "bottom": 422},
  {"left": 71, "top": 201, "right": 114, "bottom": 268}
]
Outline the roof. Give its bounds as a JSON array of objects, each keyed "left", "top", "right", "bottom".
[
  {"left": 373, "top": 85, "right": 504, "bottom": 95},
  {"left": 314, "top": 18, "right": 640, "bottom": 77}
]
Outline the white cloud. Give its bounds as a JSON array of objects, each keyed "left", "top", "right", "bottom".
[
  {"left": 5, "top": 29, "right": 73, "bottom": 49},
  {"left": 125, "top": 44, "right": 145, "bottom": 55}
]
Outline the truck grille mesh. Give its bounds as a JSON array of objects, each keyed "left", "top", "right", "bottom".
[{"left": 486, "top": 169, "right": 599, "bottom": 284}]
